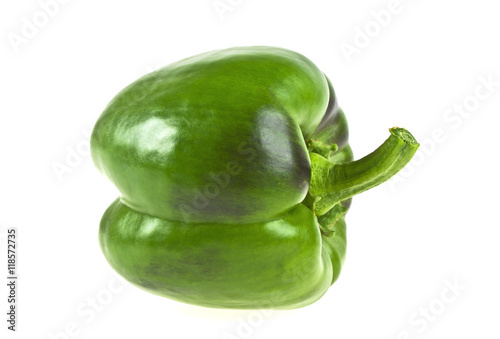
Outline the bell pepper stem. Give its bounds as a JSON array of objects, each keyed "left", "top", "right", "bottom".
[{"left": 309, "top": 127, "right": 419, "bottom": 216}]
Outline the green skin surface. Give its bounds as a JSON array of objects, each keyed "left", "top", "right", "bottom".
[{"left": 91, "top": 46, "right": 418, "bottom": 309}]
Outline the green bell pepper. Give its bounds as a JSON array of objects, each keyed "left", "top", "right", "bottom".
[{"left": 91, "top": 46, "right": 419, "bottom": 309}]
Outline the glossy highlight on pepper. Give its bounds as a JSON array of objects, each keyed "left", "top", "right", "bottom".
[{"left": 91, "top": 46, "right": 419, "bottom": 309}]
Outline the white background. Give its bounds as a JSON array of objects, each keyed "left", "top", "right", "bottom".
[{"left": 1, "top": 0, "right": 499, "bottom": 338}]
